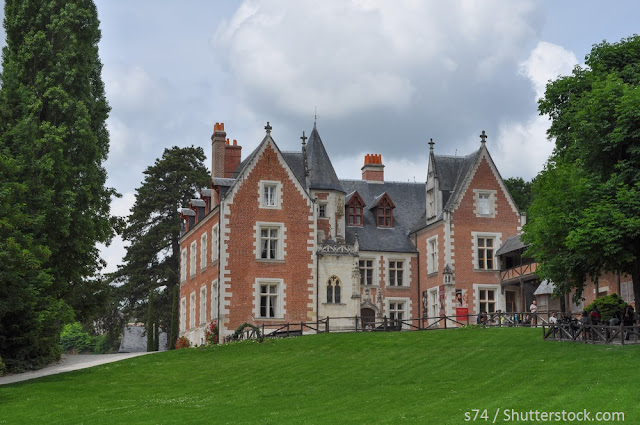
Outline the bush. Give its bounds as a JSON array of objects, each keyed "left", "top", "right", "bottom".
[
  {"left": 93, "top": 334, "right": 110, "bottom": 354},
  {"left": 205, "top": 321, "right": 219, "bottom": 345},
  {"left": 175, "top": 336, "right": 191, "bottom": 349},
  {"left": 585, "top": 293, "right": 627, "bottom": 322},
  {"left": 60, "top": 322, "right": 94, "bottom": 353},
  {"left": 0, "top": 356, "right": 6, "bottom": 377}
]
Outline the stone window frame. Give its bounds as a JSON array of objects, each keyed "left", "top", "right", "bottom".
[
  {"left": 199, "top": 286, "right": 207, "bottom": 325},
  {"left": 200, "top": 232, "right": 208, "bottom": 271},
  {"left": 180, "top": 297, "right": 187, "bottom": 333},
  {"left": 189, "top": 291, "right": 196, "bottom": 330},
  {"left": 326, "top": 275, "right": 342, "bottom": 304},
  {"left": 180, "top": 248, "right": 187, "bottom": 284},
  {"left": 473, "top": 189, "right": 497, "bottom": 218},
  {"left": 471, "top": 232, "right": 501, "bottom": 271},
  {"left": 259, "top": 180, "right": 283, "bottom": 209},
  {"left": 211, "top": 280, "right": 218, "bottom": 322},
  {"left": 427, "top": 235, "right": 438, "bottom": 275},
  {"left": 189, "top": 241, "right": 197, "bottom": 278},
  {"left": 388, "top": 259, "right": 405, "bottom": 287},
  {"left": 254, "top": 278, "right": 286, "bottom": 319},
  {"left": 359, "top": 258, "right": 376, "bottom": 286},
  {"left": 254, "top": 222, "right": 286, "bottom": 262},
  {"left": 211, "top": 224, "right": 219, "bottom": 264}
]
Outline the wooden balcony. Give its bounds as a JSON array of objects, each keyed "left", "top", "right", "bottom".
[{"left": 501, "top": 262, "right": 538, "bottom": 283}]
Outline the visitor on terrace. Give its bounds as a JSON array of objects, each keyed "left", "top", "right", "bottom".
[{"left": 590, "top": 307, "right": 601, "bottom": 325}]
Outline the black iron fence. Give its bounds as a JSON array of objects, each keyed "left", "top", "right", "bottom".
[{"left": 542, "top": 323, "right": 640, "bottom": 345}]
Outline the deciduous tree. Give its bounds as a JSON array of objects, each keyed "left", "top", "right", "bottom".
[{"left": 524, "top": 35, "right": 640, "bottom": 308}]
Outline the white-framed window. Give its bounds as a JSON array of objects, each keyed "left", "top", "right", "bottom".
[
  {"left": 259, "top": 180, "right": 282, "bottom": 209},
  {"left": 180, "top": 297, "right": 186, "bottom": 332},
  {"left": 478, "top": 288, "right": 496, "bottom": 313},
  {"left": 254, "top": 279, "right": 284, "bottom": 319},
  {"left": 386, "top": 297, "right": 410, "bottom": 329},
  {"left": 326, "top": 275, "right": 341, "bottom": 303},
  {"left": 474, "top": 189, "right": 497, "bottom": 218},
  {"left": 200, "top": 233, "right": 208, "bottom": 271},
  {"left": 180, "top": 248, "right": 187, "bottom": 283},
  {"left": 430, "top": 289, "right": 439, "bottom": 318},
  {"left": 427, "top": 236, "right": 438, "bottom": 274},
  {"left": 199, "top": 286, "right": 207, "bottom": 325},
  {"left": 189, "top": 241, "right": 197, "bottom": 277},
  {"left": 477, "top": 237, "right": 494, "bottom": 270},
  {"left": 388, "top": 260, "right": 404, "bottom": 286},
  {"left": 211, "top": 224, "right": 219, "bottom": 264},
  {"left": 318, "top": 204, "right": 327, "bottom": 218},
  {"left": 254, "top": 222, "right": 285, "bottom": 261},
  {"left": 189, "top": 292, "right": 196, "bottom": 329},
  {"left": 211, "top": 280, "right": 218, "bottom": 321},
  {"left": 359, "top": 259, "right": 374, "bottom": 286}
]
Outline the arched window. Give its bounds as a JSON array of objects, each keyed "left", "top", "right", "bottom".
[{"left": 327, "top": 275, "right": 341, "bottom": 304}]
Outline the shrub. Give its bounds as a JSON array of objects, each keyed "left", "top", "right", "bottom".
[
  {"left": 205, "top": 321, "right": 219, "bottom": 345},
  {"left": 93, "top": 334, "right": 110, "bottom": 354},
  {"left": 60, "top": 322, "right": 94, "bottom": 353},
  {"left": 0, "top": 356, "right": 6, "bottom": 377},
  {"left": 175, "top": 336, "right": 191, "bottom": 349},
  {"left": 585, "top": 293, "right": 627, "bottom": 322}
]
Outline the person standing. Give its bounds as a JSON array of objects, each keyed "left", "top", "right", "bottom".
[{"left": 530, "top": 300, "right": 538, "bottom": 326}]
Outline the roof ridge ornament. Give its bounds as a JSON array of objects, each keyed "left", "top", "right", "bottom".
[
  {"left": 480, "top": 130, "right": 487, "bottom": 144},
  {"left": 313, "top": 107, "right": 318, "bottom": 129},
  {"left": 265, "top": 122, "right": 272, "bottom": 134},
  {"left": 428, "top": 138, "right": 435, "bottom": 151}
]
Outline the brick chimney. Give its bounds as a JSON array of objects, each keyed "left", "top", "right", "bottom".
[
  {"left": 224, "top": 138, "right": 242, "bottom": 178},
  {"left": 211, "top": 122, "right": 226, "bottom": 178},
  {"left": 361, "top": 154, "right": 384, "bottom": 183}
]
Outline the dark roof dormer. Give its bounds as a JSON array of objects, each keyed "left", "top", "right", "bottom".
[
  {"left": 180, "top": 208, "right": 196, "bottom": 232},
  {"left": 370, "top": 192, "right": 395, "bottom": 228},
  {"left": 190, "top": 199, "right": 206, "bottom": 222},
  {"left": 345, "top": 191, "right": 366, "bottom": 227}
]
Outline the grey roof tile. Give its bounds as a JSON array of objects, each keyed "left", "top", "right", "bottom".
[
  {"left": 495, "top": 234, "right": 527, "bottom": 256},
  {"left": 307, "top": 127, "right": 344, "bottom": 193},
  {"left": 340, "top": 179, "right": 425, "bottom": 253}
]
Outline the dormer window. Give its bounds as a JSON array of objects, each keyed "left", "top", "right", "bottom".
[
  {"left": 372, "top": 193, "right": 395, "bottom": 228},
  {"left": 346, "top": 192, "right": 365, "bottom": 226}
]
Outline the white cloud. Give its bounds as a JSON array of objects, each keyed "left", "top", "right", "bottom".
[
  {"left": 332, "top": 153, "right": 427, "bottom": 183},
  {"left": 213, "top": 0, "right": 541, "bottom": 118},
  {"left": 493, "top": 41, "right": 579, "bottom": 180},
  {"left": 98, "top": 192, "right": 135, "bottom": 275}
]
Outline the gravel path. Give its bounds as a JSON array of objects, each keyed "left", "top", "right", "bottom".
[{"left": 0, "top": 352, "right": 156, "bottom": 386}]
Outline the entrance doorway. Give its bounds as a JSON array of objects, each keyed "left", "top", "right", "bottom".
[
  {"left": 506, "top": 291, "right": 516, "bottom": 313},
  {"left": 361, "top": 308, "right": 376, "bottom": 329}
]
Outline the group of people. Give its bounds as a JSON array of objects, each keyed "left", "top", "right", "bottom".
[{"left": 548, "top": 305, "right": 639, "bottom": 341}]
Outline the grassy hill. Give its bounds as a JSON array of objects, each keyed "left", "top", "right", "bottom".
[{"left": 0, "top": 328, "right": 636, "bottom": 424}]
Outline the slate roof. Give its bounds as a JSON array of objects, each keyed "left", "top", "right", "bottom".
[
  {"left": 534, "top": 279, "right": 556, "bottom": 295},
  {"left": 340, "top": 179, "right": 425, "bottom": 253},
  {"left": 434, "top": 150, "right": 480, "bottom": 211},
  {"left": 495, "top": 234, "right": 527, "bottom": 256},
  {"left": 306, "top": 127, "right": 344, "bottom": 193}
]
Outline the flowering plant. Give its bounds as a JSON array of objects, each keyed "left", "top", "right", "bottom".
[
  {"left": 205, "top": 321, "right": 219, "bottom": 345},
  {"left": 175, "top": 336, "right": 191, "bottom": 349}
]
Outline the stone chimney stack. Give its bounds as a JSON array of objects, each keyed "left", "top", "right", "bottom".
[
  {"left": 361, "top": 154, "right": 384, "bottom": 183},
  {"left": 211, "top": 122, "right": 226, "bottom": 178}
]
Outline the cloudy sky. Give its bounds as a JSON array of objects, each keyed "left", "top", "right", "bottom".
[{"left": 1, "top": 0, "right": 639, "bottom": 273}]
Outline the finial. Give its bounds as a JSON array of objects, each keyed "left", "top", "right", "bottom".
[
  {"left": 314, "top": 107, "right": 318, "bottom": 128},
  {"left": 480, "top": 130, "right": 487, "bottom": 144},
  {"left": 300, "top": 131, "right": 307, "bottom": 146},
  {"left": 428, "top": 138, "right": 435, "bottom": 151},
  {"left": 265, "top": 122, "right": 272, "bottom": 134}
]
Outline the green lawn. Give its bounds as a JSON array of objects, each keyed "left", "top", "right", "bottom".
[{"left": 0, "top": 328, "right": 636, "bottom": 424}]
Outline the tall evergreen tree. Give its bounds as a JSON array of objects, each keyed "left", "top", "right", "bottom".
[
  {"left": 113, "top": 146, "right": 210, "bottom": 333},
  {"left": 0, "top": 1, "right": 115, "bottom": 369},
  {"left": 146, "top": 290, "right": 155, "bottom": 352},
  {"left": 0, "top": 1, "right": 116, "bottom": 317},
  {"left": 169, "top": 285, "right": 179, "bottom": 350}
]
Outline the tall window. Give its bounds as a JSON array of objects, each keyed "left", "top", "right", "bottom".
[
  {"left": 189, "top": 292, "right": 196, "bottom": 329},
  {"left": 479, "top": 289, "right": 496, "bottom": 313},
  {"left": 259, "top": 283, "right": 278, "bottom": 318},
  {"left": 326, "top": 276, "right": 341, "bottom": 303},
  {"left": 211, "top": 280, "right": 218, "bottom": 320},
  {"left": 180, "top": 298, "right": 186, "bottom": 332},
  {"left": 199, "top": 286, "right": 207, "bottom": 325},
  {"left": 427, "top": 237, "right": 438, "bottom": 274},
  {"left": 263, "top": 184, "right": 276, "bottom": 206},
  {"left": 212, "top": 225, "right": 219, "bottom": 263},
  {"left": 359, "top": 259, "right": 374, "bottom": 286},
  {"left": 377, "top": 198, "right": 393, "bottom": 227},
  {"left": 347, "top": 198, "right": 364, "bottom": 226},
  {"left": 389, "top": 302, "right": 405, "bottom": 321},
  {"left": 478, "top": 193, "right": 490, "bottom": 215},
  {"left": 180, "top": 249, "right": 187, "bottom": 283},
  {"left": 260, "top": 227, "right": 279, "bottom": 259},
  {"left": 477, "top": 237, "right": 494, "bottom": 270},
  {"left": 189, "top": 241, "right": 197, "bottom": 277},
  {"left": 318, "top": 204, "right": 326, "bottom": 218},
  {"left": 430, "top": 290, "right": 438, "bottom": 319},
  {"left": 200, "top": 233, "right": 208, "bottom": 270},
  {"left": 388, "top": 260, "right": 404, "bottom": 286}
]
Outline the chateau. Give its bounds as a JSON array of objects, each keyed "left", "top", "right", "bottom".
[{"left": 178, "top": 122, "right": 634, "bottom": 344}]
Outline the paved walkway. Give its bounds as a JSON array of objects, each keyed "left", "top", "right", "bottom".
[{"left": 0, "top": 352, "right": 155, "bottom": 386}]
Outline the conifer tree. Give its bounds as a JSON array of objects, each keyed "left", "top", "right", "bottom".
[
  {"left": 0, "top": 0, "right": 114, "bottom": 369},
  {"left": 113, "top": 146, "right": 209, "bottom": 337},
  {"left": 146, "top": 290, "right": 155, "bottom": 352},
  {"left": 169, "top": 285, "right": 179, "bottom": 350}
]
